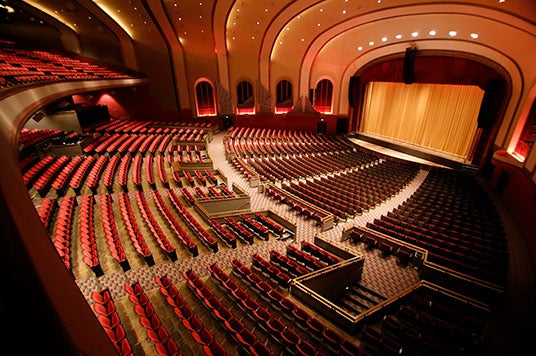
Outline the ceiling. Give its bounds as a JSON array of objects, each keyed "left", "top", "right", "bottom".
[{"left": 2, "top": 1, "right": 536, "bottom": 137}]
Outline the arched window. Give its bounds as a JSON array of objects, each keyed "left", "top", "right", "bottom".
[
  {"left": 313, "top": 79, "right": 333, "bottom": 114},
  {"left": 237, "top": 80, "right": 254, "bottom": 115},
  {"left": 195, "top": 80, "right": 216, "bottom": 116},
  {"left": 275, "top": 79, "right": 293, "bottom": 114},
  {"left": 513, "top": 99, "right": 536, "bottom": 161}
]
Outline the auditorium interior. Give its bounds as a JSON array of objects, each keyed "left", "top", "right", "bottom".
[{"left": 1, "top": 1, "right": 536, "bottom": 355}]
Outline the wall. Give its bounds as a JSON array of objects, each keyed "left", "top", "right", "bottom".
[{"left": 491, "top": 151, "right": 536, "bottom": 272}]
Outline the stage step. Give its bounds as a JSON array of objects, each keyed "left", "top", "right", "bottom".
[{"left": 462, "top": 164, "right": 479, "bottom": 175}]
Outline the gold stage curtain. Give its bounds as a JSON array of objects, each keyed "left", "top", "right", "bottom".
[{"left": 361, "top": 82, "right": 484, "bottom": 159}]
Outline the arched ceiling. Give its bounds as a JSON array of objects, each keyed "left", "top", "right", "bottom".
[{"left": 10, "top": 0, "right": 536, "bottom": 119}]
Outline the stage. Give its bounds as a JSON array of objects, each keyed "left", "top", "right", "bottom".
[{"left": 347, "top": 132, "right": 477, "bottom": 171}]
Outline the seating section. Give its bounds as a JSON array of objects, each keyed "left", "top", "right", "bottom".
[
  {"left": 78, "top": 195, "right": 100, "bottom": 272},
  {"left": 51, "top": 196, "right": 77, "bottom": 270},
  {"left": 19, "top": 121, "right": 510, "bottom": 355},
  {"left": 91, "top": 289, "right": 134, "bottom": 356},
  {"left": 226, "top": 259, "right": 359, "bottom": 355},
  {"left": 269, "top": 249, "right": 310, "bottom": 278},
  {"left": 124, "top": 282, "right": 181, "bottom": 356},
  {"left": 286, "top": 244, "right": 328, "bottom": 272},
  {"left": 283, "top": 159, "right": 419, "bottom": 220},
  {"left": 0, "top": 46, "right": 140, "bottom": 88},
  {"left": 35, "top": 197, "right": 57, "bottom": 232},
  {"left": 99, "top": 194, "right": 129, "bottom": 269},
  {"left": 117, "top": 192, "right": 153, "bottom": 261},
  {"left": 223, "top": 217, "right": 254, "bottom": 245},
  {"left": 208, "top": 219, "right": 238, "bottom": 249},
  {"left": 251, "top": 253, "right": 292, "bottom": 288},
  {"left": 365, "top": 169, "right": 508, "bottom": 286},
  {"left": 68, "top": 156, "right": 96, "bottom": 195},
  {"left": 134, "top": 191, "right": 177, "bottom": 259},
  {"left": 32, "top": 155, "right": 70, "bottom": 197},
  {"left": 155, "top": 275, "right": 228, "bottom": 356},
  {"left": 23, "top": 155, "right": 55, "bottom": 188},
  {"left": 166, "top": 189, "right": 213, "bottom": 254},
  {"left": 300, "top": 240, "right": 342, "bottom": 265},
  {"left": 51, "top": 156, "right": 83, "bottom": 195},
  {"left": 18, "top": 128, "right": 64, "bottom": 152},
  {"left": 152, "top": 189, "right": 198, "bottom": 256},
  {"left": 265, "top": 183, "right": 331, "bottom": 226},
  {"left": 225, "top": 126, "right": 381, "bottom": 183},
  {"left": 360, "top": 286, "right": 490, "bottom": 356}
]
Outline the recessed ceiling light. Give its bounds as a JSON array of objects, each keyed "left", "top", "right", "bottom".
[
  {"left": 429, "top": 30, "right": 436, "bottom": 36},
  {"left": 449, "top": 31, "right": 457, "bottom": 37},
  {"left": 342, "top": 10, "right": 346, "bottom": 14},
  {"left": 381, "top": 37, "right": 387, "bottom": 42},
  {"left": 369, "top": 41, "right": 374, "bottom": 46},
  {"left": 395, "top": 34, "right": 402, "bottom": 39},
  {"left": 357, "top": 46, "right": 363, "bottom": 51},
  {"left": 301, "top": 38, "right": 304, "bottom": 42},
  {"left": 411, "top": 32, "right": 419, "bottom": 37},
  {"left": 470, "top": 33, "right": 479, "bottom": 39}
]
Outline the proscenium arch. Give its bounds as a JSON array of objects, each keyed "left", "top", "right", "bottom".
[{"left": 341, "top": 42, "right": 523, "bottom": 150}]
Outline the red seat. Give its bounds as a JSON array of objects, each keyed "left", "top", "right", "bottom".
[
  {"left": 253, "top": 306, "right": 272, "bottom": 331},
  {"left": 242, "top": 297, "right": 260, "bottom": 315},
  {"left": 249, "top": 340, "right": 271, "bottom": 356},
  {"left": 183, "top": 314, "right": 204, "bottom": 333},
  {"left": 205, "top": 338, "right": 226, "bottom": 356},
  {"left": 236, "top": 328, "right": 256, "bottom": 348},
  {"left": 340, "top": 339, "right": 362, "bottom": 356},
  {"left": 322, "top": 327, "right": 342, "bottom": 352},
  {"left": 281, "top": 328, "right": 301, "bottom": 352},
  {"left": 224, "top": 316, "right": 245, "bottom": 334},
  {"left": 267, "top": 318, "right": 286, "bottom": 343},
  {"left": 192, "top": 327, "right": 214, "bottom": 346},
  {"left": 296, "top": 339, "right": 317, "bottom": 356},
  {"left": 214, "top": 306, "right": 234, "bottom": 324}
]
